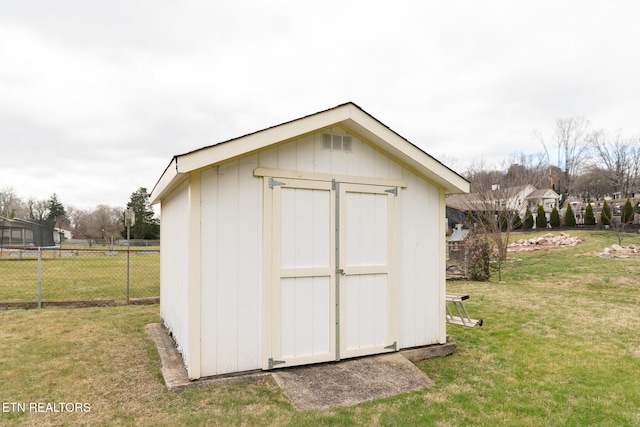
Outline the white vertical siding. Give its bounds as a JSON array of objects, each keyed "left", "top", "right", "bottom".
[
  {"left": 399, "top": 171, "right": 443, "bottom": 348},
  {"left": 200, "top": 155, "right": 262, "bottom": 377},
  {"left": 160, "top": 178, "right": 191, "bottom": 368}
]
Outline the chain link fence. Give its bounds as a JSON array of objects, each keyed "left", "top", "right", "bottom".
[{"left": 0, "top": 245, "right": 159, "bottom": 308}]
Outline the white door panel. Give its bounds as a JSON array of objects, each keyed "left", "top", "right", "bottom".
[
  {"left": 268, "top": 179, "right": 336, "bottom": 368},
  {"left": 345, "top": 192, "right": 388, "bottom": 266},
  {"left": 344, "top": 273, "right": 388, "bottom": 351},
  {"left": 280, "top": 276, "right": 331, "bottom": 359},
  {"left": 339, "top": 183, "right": 398, "bottom": 359}
]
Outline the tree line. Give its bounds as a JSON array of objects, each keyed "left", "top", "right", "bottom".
[
  {"left": 0, "top": 187, "right": 159, "bottom": 242},
  {"left": 463, "top": 117, "right": 640, "bottom": 206}
]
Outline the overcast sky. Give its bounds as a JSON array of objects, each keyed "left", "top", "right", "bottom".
[{"left": 2, "top": 1, "right": 639, "bottom": 209}]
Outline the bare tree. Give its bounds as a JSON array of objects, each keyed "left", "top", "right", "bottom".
[
  {"left": 88, "top": 205, "right": 124, "bottom": 248},
  {"left": 460, "top": 154, "right": 546, "bottom": 281},
  {"left": 0, "top": 187, "right": 24, "bottom": 218},
  {"left": 535, "top": 117, "right": 591, "bottom": 206},
  {"left": 26, "top": 198, "right": 49, "bottom": 221},
  {"left": 505, "top": 152, "right": 549, "bottom": 189},
  {"left": 68, "top": 207, "right": 90, "bottom": 240},
  {"left": 588, "top": 130, "right": 640, "bottom": 198},
  {"left": 573, "top": 166, "right": 612, "bottom": 202}
]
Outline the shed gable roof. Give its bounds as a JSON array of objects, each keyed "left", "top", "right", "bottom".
[{"left": 151, "top": 102, "right": 469, "bottom": 203}]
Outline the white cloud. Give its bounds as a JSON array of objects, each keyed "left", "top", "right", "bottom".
[{"left": 1, "top": 0, "right": 639, "bottom": 209}]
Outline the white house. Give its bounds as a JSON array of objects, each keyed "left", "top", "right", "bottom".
[
  {"left": 150, "top": 103, "right": 469, "bottom": 379},
  {"left": 525, "top": 188, "right": 560, "bottom": 214}
]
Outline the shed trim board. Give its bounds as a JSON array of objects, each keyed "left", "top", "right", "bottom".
[
  {"left": 187, "top": 170, "right": 202, "bottom": 379},
  {"left": 253, "top": 167, "right": 407, "bottom": 188},
  {"left": 438, "top": 187, "right": 447, "bottom": 342}
]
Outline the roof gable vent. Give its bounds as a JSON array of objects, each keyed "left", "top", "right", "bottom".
[{"left": 322, "top": 133, "right": 352, "bottom": 153}]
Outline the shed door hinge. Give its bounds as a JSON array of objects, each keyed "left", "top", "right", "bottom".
[
  {"left": 268, "top": 358, "right": 286, "bottom": 369},
  {"left": 384, "top": 341, "right": 397, "bottom": 351},
  {"left": 385, "top": 187, "right": 398, "bottom": 196},
  {"left": 269, "top": 177, "right": 286, "bottom": 189}
]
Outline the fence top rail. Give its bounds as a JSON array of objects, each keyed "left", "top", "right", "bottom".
[{"left": 1, "top": 247, "right": 159, "bottom": 254}]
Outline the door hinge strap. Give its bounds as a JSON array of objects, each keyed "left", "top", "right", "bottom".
[
  {"left": 269, "top": 177, "right": 286, "bottom": 188},
  {"left": 384, "top": 341, "right": 397, "bottom": 351},
  {"left": 268, "top": 358, "right": 286, "bottom": 369},
  {"left": 385, "top": 187, "right": 398, "bottom": 196}
]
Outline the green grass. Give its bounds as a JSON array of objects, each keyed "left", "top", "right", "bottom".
[
  {"left": 0, "top": 250, "right": 159, "bottom": 302},
  {"left": 1, "top": 230, "right": 639, "bottom": 426}
]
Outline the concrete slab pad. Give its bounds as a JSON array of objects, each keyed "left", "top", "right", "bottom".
[{"left": 271, "top": 353, "right": 435, "bottom": 411}]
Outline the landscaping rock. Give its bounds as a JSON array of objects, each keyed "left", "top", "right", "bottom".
[
  {"left": 598, "top": 244, "right": 640, "bottom": 258},
  {"left": 507, "top": 233, "right": 582, "bottom": 253}
]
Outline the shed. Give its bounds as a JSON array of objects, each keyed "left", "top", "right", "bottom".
[{"left": 150, "top": 102, "right": 469, "bottom": 379}]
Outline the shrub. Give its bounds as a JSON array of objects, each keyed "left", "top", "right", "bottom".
[
  {"left": 550, "top": 207, "right": 560, "bottom": 228},
  {"left": 536, "top": 205, "right": 547, "bottom": 229},
  {"left": 513, "top": 212, "right": 522, "bottom": 229},
  {"left": 498, "top": 210, "right": 509, "bottom": 231},
  {"left": 601, "top": 200, "right": 611, "bottom": 226},
  {"left": 466, "top": 235, "right": 491, "bottom": 281},
  {"left": 564, "top": 204, "right": 576, "bottom": 226},
  {"left": 584, "top": 203, "right": 596, "bottom": 225},
  {"left": 523, "top": 205, "right": 534, "bottom": 229},
  {"left": 621, "top": 198, "right": 634, "bottom": 224}
]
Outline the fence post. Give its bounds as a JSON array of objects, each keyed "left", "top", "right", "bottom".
[
  {"left": 37, "top": 247, "right": 42, "bottom": 308},
  {"left": 126, "top": 227, "right": 130, "bottom": 304},
  {"left": 125, "top": 208, "right": 134, "bottom": 304}
]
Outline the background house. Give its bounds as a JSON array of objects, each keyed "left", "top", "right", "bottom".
[
  {"left": 525, "top": 188, "right": 560, "bottom": 215},
  {"left": 447, "top": 185, "right": 560, "bottom": 226},
  {"left": 151, "top": 103, "right": 469, "bottom": 379}
]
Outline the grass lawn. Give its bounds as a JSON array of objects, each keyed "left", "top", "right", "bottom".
[
  {"left": 1, "top": 230, "right": 639, "bottom": 426},
  {"left": 0, "top": 250, "right": 159, "bottom": 302}
]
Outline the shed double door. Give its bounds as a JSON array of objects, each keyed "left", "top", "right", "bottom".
[{"left": 266, "top": 177, "right": 398, "bottom": 369}]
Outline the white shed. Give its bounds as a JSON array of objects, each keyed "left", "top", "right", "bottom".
[{"left": 150, "top": 103, "right": 469, "bottom": 379}]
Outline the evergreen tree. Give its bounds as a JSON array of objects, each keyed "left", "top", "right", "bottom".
[
  {"left": 601, "top": 199, "right": 611, "bottom": 226},
  {"left": 621, "top": 198, "right": 634, "bottom": 224},
  {"left": 550, "top": 207, "right": 560, "bottom": 228},
  {"left": 564, "top": 204, "right": 576, "bottom": 226},
  {"left": 45, "top": 193, "right": 68, "bottom": 226},
  {"left": 523, "top": 205, "right": 534, "bottom": 229},
  {"left": 513, "top": 211, "right": 522, "bottom": 230},
  {"left": 124, "top": 187, "right": 160, "bottom": 240},
  {"left": 536, "top": 205, "right": 547, "bottom": 229},
  {"left": 498, "top": 209, "right": 509, "bottom": 231},
  {"left": 584, "top": 203, "right": 596, "bottom": 225}
]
